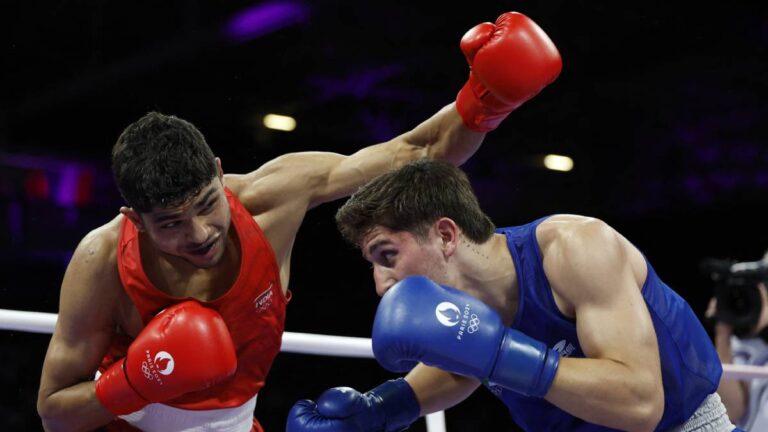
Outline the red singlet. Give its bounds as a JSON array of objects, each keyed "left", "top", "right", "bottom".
[{"left": 102, "top": 188, "right": 289, "bottom": 430}]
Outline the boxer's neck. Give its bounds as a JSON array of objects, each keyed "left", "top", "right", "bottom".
[{"left": 452, "top": 233, "right": 518, "bottom": 325}]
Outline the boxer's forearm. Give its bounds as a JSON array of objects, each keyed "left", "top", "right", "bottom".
[
  {"left": 391, "top": 103, "right": 485, "bottom": 168},
  {"left": 404, "top": 363, "right": 481, "bottom": 416},
  {"left": 38, "top": 381, "right": 114, "bottom": 432},
  {"left": 545, "top": 357, "right": 663, "bottom": 431},
  {"left": 422, "top": 103, "right": 486, "bottom": 166}
]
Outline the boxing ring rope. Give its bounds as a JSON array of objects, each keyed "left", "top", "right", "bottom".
[
  {"left": 0, "top": 308, "right": 447, "bottom": 432},
  {"left": 8, "top": 310, "right": 768, "bottom": 431}
]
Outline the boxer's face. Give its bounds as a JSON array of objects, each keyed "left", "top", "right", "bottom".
[
  {"left": 132, "top": 177, "right": 232, "bottom": 268},
  {"left": 361, "top": 225, "right": 449, "bottom": 296}
]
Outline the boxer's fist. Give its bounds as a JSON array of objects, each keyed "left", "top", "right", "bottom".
[
  {"left": 373, "top": 276, "right": 560, "bottom": 397},
  {"left": 456, "top": 12, "right": 562, "bottom": 132},
  {"left": 286, "top": 379, "right": 419, "bottom": 432},
  {"left": 95, "top": 301, "right": 237, "bottom": 415}
]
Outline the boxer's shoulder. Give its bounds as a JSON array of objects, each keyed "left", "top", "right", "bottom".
[
  {"left": 223, "top": 171, "right": 275, "bottom": 216},
  {"left": 76, "top": 214, "right": 122, "bottom": 265},
  {"left": 65, "top": 215, "right": 123, "bottom": 300},
  {"left": 535, "top": 214, "right": 599, "bottom": 253},
  {"left": 56, "top": 216, "right": 124, "bottom": 335}
]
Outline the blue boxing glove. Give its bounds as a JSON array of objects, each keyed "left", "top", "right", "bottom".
[
  {"left": 286, "top": 378, "right": 419, "bottom": 432},
  {"left": 373, "top": 276, "right": 560, "bottom": 398}
]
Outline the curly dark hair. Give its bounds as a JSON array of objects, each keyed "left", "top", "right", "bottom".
[{"left": 111, "top": 112, "right": 218, "bottom": 212}]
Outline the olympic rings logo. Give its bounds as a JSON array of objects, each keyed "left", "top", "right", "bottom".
[
  {"left": 467, "top": 314, "right": 480, "bottom": 333},
  {"left": 141, "top": 361, "right": 154, "bottom": 381}
]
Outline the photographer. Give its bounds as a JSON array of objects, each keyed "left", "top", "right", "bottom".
[{"left": 704, "top": 253, "right": 768, "bottom": 431}]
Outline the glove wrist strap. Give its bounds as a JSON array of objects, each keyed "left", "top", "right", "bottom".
[
  {"left": 456, "top": 73, "right": 518, "bottom": 133},
  {"left": 95, "top": 358, "right": 149, "bottom": 416},
  {"left": 490, "top": 329, "right": 561, "bottom": 397},
  {"left": 369, "top": 378, "right": 420, "bottom": 432}
]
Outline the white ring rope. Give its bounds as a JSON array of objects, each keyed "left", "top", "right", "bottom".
[
  {"left": 1, "top": 308, "right": 763, "bottom": 379},
  {"left": 7, "top": 307, "right": 768, "bottom": 431},
  {"left": 0, "top": 308, "right": 375, "bottom": 357},
  {"left": 0, "top": 308, "right": 446, "bottom": 431}
]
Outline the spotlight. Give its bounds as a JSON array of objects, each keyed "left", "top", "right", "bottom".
[
  {"left": 543, "top": 154, "right": 573, "bottom": 172},
  {"left": 263, "top": 114, "right": 296, "bottom": 131}
]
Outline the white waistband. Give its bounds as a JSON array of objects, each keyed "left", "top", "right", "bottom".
[
  {"left": 118, "top": 394, "right": 257, "bottom": 432},
  {"left": 670, "top": 392, "right": 735, "bottom": 432}
]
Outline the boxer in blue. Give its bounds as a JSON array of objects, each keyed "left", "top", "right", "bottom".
[{"left": 288, "top": 159, "right": 742, "bottom": 431}]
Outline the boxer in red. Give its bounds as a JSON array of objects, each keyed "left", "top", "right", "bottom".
[{"left": 36, "top": 11, "right": 561, "bottom": 431}]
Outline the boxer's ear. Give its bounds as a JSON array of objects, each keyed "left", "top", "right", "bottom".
[
  {"left": 120, "top": 207, "right": 145, "bottom": 232},
  {"left": 215, "top": 157, "right": 223, "bottom": 180},
  {"left": 435, "top": 218, "right": 460, "bottom": 257}
]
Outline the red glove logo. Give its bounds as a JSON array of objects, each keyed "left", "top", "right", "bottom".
[
  {"left": 95, "top": 302, "right": 237, "bottom": 416},
  {"left": 139, "top": 349, "right": 176, "bottom": 385},
  {"left": 154, "top": 351, "right": 175, "bottom": 375}
]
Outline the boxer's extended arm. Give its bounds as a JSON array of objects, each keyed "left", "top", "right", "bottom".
[
  {"left": 232, "top": 101, "right": 482, "bottom": 215},
  {"left": 227, "top": 104, "right": 482, "bottom": 286},
  {"left": 235, "top": 10, "right": 562, "bottom": 217},
  {"left": 37, "top": 225, "right": 122, "bottom": 432},
  {"left": 229, "top": 11, "right": 560, "bottom": 283},
  {"left": 540, "top": 217, "right": 664, "bottom": 431}
]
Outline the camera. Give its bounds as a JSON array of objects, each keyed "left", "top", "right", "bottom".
[{"left": 700, "top": 258, "right": 768, "bottom": 337}]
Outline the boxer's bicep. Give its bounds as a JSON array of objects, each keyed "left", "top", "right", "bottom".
[
  {"left": 573, "top": 287, "right": 660, "bottom": 381},
  {"left": 540, "top": 219, "right": 664, "bottom": 429},
  {"left": 229, "top": 153, "right": 369, "bottom": 270},
  {"left": 39, "top": 230, "right": 120, "bottom": 402},
  {"left": 546, "top": 219, "right": 659, "bottom": 367},
  {"left": 232, "top": 103, "right": 479, "bottom": 213},
  {"left": 233, "top": 144, "right": 418, "bottom": 213}
]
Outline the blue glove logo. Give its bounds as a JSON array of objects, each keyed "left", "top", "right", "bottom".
[{"left": 435, "top": 302, "right": 461, "bottom": 327}]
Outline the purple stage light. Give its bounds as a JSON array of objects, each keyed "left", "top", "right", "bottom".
[
  {"left": 55, "top": 165, "right": 79, "bottom": 207},
  {"left": 224, "top": 1, "right": 309, "bottom": 43},
  {"left": 53, "top": 165, "right": 94, "bottom": 207}
]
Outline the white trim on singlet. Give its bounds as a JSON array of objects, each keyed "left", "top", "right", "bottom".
[{"left": 118, "top": 394, "right": 257, "bottom": 432}]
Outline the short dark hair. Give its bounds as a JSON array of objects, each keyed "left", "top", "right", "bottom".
[
  {"left": 111, "top": 112, "right": 217, "bottom": 213},
  {"left": 335, "top": 159, "right": 495, "bottom": 247}
]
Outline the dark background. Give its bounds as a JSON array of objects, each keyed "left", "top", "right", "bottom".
[{"left": 2, "top": 0, "right": 767, "bottom": 430}]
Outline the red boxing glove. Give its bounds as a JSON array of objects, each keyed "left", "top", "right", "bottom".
[
  {"left": 95, "top": 301, "right": 237, "bottom": 415},
  {"left": 456, "top": 12, "right": 562, "bottom": 132}
]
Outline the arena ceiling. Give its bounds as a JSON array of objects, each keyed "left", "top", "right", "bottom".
[{"left": 2, "top": 0, "right": 767, "bottom": 222}]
